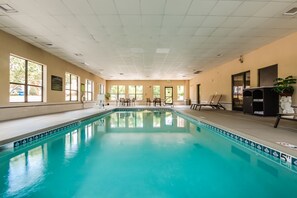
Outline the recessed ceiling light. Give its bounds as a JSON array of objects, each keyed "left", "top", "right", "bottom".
[
  {"left": 283, "top": 7, "right": 297, "bottom": 16},
  {"left": 156, "top": 48, "right": 170, "bottom": 54},
  {"left": 0, "top": 4, "right": 18, "bottom": 13}
]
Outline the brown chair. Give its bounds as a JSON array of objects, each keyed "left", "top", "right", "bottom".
[
  {"left": 119, "top": 98, "right": 125, "bottom": 106},
  {"left": 126, "top": 98, "right": 131, "bottom": 106},
  {"left": 131, "top": 98, "right": 135, "bottom": 106},
  {"left": 146, "top": 98, "right": 152, "bottom": 106},
  {"left": 153, "top": 98, "right": 161, "bottom": 106}
]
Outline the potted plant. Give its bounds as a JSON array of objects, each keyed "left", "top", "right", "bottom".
[
  {"left": 273, "top": 75, "right": 296, "bottom": 96},
  {"left": 105, "top": 93, "right": 111, "bottom": 105}
]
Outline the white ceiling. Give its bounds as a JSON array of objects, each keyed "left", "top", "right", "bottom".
[{"left": 1, "top": 0, "right": 297, "bottom": 80}]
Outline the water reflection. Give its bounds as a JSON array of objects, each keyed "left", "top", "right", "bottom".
[
  {"left": 107, "top": 111, "right": 189, "bottom": 133},
  {"left": 65, "top": 130, "right": 80, "bottom": 159},
  {"left": 8, "top": 145, "right": 46, "bottom": 196}
]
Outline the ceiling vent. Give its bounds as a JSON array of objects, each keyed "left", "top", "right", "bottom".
[
  {"left": 283, "top": 7, "right": 297, "bottom": 16},
  {"left": 194, "top": 71, "right": 202, "bottom": 74},
  {"left": 0, "top": 4, "right": 17, "bottom": 13}
]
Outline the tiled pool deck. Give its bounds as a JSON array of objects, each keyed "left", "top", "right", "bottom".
[{"left": 0, "top": 106, "right": 297, "bottom": 158}]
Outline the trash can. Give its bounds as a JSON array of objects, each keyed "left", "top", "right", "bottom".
[{"left": 185, "top": 99, "right": 191, "bottom": 105}]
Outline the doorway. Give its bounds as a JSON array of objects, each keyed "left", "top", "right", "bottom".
[
  {"left": 196, "top": 84, "right": 200, "bottom": 104},
  {"left": 165, "top": 87, "right": 173, "bottom": 105},
  {"left": 232, "top": 71, "right": 250, "bottom": 111}
]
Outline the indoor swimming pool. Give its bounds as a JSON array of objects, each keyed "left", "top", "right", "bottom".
[{"left": 0, "top": 109, "right": 297, "bottom": 198}]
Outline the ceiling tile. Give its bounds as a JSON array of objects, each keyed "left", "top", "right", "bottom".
[
  {"left": 88, "top": 0, "right": 118, "bottom": 14},
  {"left": 181, "top": 16, "right": 205, "bottom": 27},
  {"left": 76, "top": 15, "right": 102, "bottom": 28},
  {"left": 220, "top": 17, "right": 248, "bottom": 28},
  {"left": 115, "top": 0, "right": 141, "bottom": 15},
  {"left": 195, "top": 27, "right": 216, "bottom": 36},
  {"left": 63, "top": 0, "right": 94, "bottom": 15},
  {"left": 211, "top": 28, "right": 233, "bottom": 37},
  {"left": 53, "top": 15, "right": 83, "bottom": 27},
  {"left": 37, "top": 0, "right": 72, "bottom": 15},
  {"left": 120, "top": 15, "right": 141, "bottom": 26},
  {"left": 162, "top": 16, "right": 184, "bottom": 26},
  {"left": 142, "top": 15, "right": 163, "bottom": 27},
  {"left": 177, "top": 27, "right": 198, "bottom": 35},
  {"left": 141, "top": 0, "right": 166, "bottom": 15},
  {"left": 210, "top": 1, "right": 242, "bottom": 16},
  {"left": 232, "top": 1, "right": 268, "bottom": 17},
  {"left": 99, "top": 15, "right": 122, "bottom": 27},
  {"left": 164, "top": 0, "right": 192, "bottom": 15},
  {"left": 188, "top": 0, "right": 218, "bottom": 15},
  {"left": 201, "top": 16, "right": 227, "bottom": 27},
  {"left": 254, "top": 2, "right": 293, "bottom": 17},
  {"left": 239, "top": 17, "right": 269, "bottom": 28}
]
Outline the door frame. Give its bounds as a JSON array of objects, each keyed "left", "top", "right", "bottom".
[
  {"left": 196, "top": 84, "right": 200, "bottom": 104},
  {"left": 231, "top": 71, "right": 250, "bottom": 111},
  {"left": 164, "top": 86, "right": 173, "bottom": 105}
]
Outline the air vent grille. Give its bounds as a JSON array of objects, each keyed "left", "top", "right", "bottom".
[{"left": 284, "top": 7, "right": 297, "bottom": 16}]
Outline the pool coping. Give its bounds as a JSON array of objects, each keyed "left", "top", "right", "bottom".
[
  {"left": 175, "top": 109, "right": 297, "bottom": 170},
  {"left": 1, "top": 107, "right": 297, "bottom": 169}
]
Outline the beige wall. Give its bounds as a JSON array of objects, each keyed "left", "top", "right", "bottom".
[
  {"left": 0, "top": 30, "right": 105, "bottom": 120},
  {"left": 106, "top": 80, "right": 189, "bottom": 105},
  {"left": 190, "top": 32, "right": 297, "bottom": 110}
]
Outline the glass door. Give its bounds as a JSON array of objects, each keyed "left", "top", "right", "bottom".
[
  {"left": 232, "top": 71, "right": 250, "bottom": 111},
  {"left": 165, "top": 87, "right": 173, "bottom": 105}
]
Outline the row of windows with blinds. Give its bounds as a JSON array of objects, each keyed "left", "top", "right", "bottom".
[
  {"left": 110, "top": 85, "right": 185, "bottom": 101},
  {"left": 9, "top": 55, "right": 94, "bottom": 103}
]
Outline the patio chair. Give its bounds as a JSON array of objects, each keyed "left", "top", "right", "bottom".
[
  {"left": 274, "top": 113, "right": 297, "bottom": 128},
  {"left": 195, "top": 94, "right": 226, "bottom": 111},
  {"left": 146, "top": 98, "right": 152, "bottom": 106},
  {"left": 153, "top": 98, "right": 162, "bottom": 106},
  {"left": 190, "top": 95, "right": 214, "bottom": 110},
  {"left": 119, "top": 98, "right": 125, "bottom": 106}
]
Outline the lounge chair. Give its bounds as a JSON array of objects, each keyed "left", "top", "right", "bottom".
[
  {"left": 195, "top": 94, "right": 226, "bottom": 111},
  {"left": 274, "top": 113, "right": 297, "bottom": 128},
  {"left": 190, "top": 95, "right": 214, "bottom": 110}
]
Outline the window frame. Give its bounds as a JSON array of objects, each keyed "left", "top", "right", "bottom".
[
  {"left": 110, "top": 85, "right": 126, "bottom": 101},
  {"left": 153, "top": 85, "right": 161, "bottom": 99},
  {"left": 65, "top": 72, "right": 79, "bottom": 102},
  {"left": 9, "top": 55, "right": 44, "bottom": 103},
  {"left": 85, "top": 79, "right": 94, "bottom": 101},
  {"left": 177, "top": 85, "right": 185, "bottom": 101},
  {"left": 128, "top": 85, "right": 143, "bottom": 101}
]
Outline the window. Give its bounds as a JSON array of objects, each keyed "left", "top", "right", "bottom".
[
  {"left": 9, "top": 55, "right": 44, "bottom": 102},
  {"left": 119, "top": 85, "right": 125, "bottom": 99},
  {"left": 128, "top": 85, "right": 143, "bottom": 100},
  {"left": 99, "top": 84, "right": 104, "bottom": 94},
  {"left": 85, "top": 79, "right": 93, "bottom": 101},
  {"left": 153, "top": 85, "right": 160, "bottom": 98},
  {"left": 110, "top": 85, "right": 125, "bottom": 100},
  {"left": 65, "top": 73, "right": 79, "bottom": 101},
  {"left": 177, "top": 85, "right": 184, "bottom": 101}
]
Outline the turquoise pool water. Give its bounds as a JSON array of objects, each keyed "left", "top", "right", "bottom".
[{"left": 0, "top": 110, "right": 297, "bottom": 198}]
